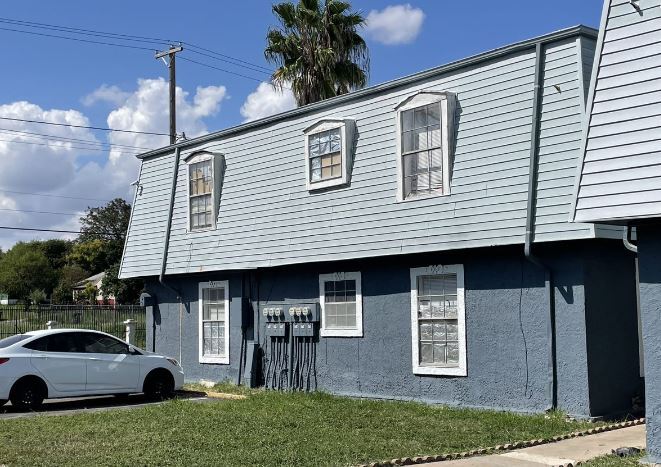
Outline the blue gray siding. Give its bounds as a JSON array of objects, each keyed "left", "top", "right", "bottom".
[
  {"left": 121, "top": 29, "right": 600, "bottom": 279},
  {"left": 574, "top": 0, "right": 661, "bottom": 223}
]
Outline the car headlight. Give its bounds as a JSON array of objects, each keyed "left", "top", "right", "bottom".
[{"left": 166, "top": 358, "right": 180, "bottom": 367}]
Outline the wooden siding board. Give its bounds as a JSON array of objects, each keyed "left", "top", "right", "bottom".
[{"left": 119, "top": 33, "right": 597, "bottom": 278}]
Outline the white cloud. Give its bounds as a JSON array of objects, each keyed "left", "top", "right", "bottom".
[
  {"left": 365, "top": 4, "right": 425, "bottom": 45},
  {"left": 107, "top": 78, "right": 227, "bottom": 162},
  {"left": 0, "top": 78, "right": 228, "bottom": 250},
  {"left": 240, "top": 82, "right": 296, "bottom": 122},
  {"left": 82, "top": 84, "right": 131, "bottom": 107}
]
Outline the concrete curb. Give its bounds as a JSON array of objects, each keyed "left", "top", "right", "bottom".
[
  {"left": 204, "top": 391, "right": 248, "bottom": 400},
  {"left": 356, "top": 418, "right": 645, "bottom": 467}
]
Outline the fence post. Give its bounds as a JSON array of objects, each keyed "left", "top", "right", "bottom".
[
  {"left": 123, "top": 319, "right": 136, "bottom": 345},
  {"left": 46, "top": 321, "right": 57, "bottom": 330}
]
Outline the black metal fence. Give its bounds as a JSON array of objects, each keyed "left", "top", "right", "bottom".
[{"left": 0, "top": 305, "right": 146, "bottom": 348}]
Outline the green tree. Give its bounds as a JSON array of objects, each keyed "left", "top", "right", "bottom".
[
  {"left": 79, "top": 198, "right": 131, "bottom": 267},
  {"left": 0, "top": 243, "right": 56, "bottom": 301},
  {"left": 29, "top": 289, "right": 47, "bottom": 305},
  {"left": 37, "top": 239, "right": 72, "bottom": 271},
  {"left": 68, "top": 239, "right": 109, "bottom": 274},
  {"left": 265, "top": 0, "right": 369, "bottom": 106},
  {"left": 52, "top": 265, "right": 88, "bottom": 304},
  {"left": 102, "top": 263, "right": 143, "bottom": 305}
]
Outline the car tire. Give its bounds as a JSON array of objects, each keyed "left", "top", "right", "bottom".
[
  {"left": 10, "top": 378, "right": 45, "bottom": 411},
  {"left": 143, "top": 370, "right": 175, "bottom": 401}
]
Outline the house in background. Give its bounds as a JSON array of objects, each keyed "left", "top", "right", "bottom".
[
  {"left": 120, "top": 26, "right": 642, "bottom": 419},
  {"left": 72, "top": 272, "right": 115, "bottom": 305},
  {"left": 0, "top": 294, "right": 17, "bottom": 305},
  {"left": 572, "top": 0, "right": 661, "bottom": 461}
]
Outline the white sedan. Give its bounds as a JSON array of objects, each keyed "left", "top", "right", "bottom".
[{"left": 0, "top": 329, "right": 184, "bottom": 410}]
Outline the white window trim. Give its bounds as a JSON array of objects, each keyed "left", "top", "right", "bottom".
[
  {"left": 198, "top": 280, "right": 230, "bottom": 364},
  {"left": 185, "top": 152, "right": 221, "bottom": 233},
  {"left": 303, "top": 119, "right": 354, "bottom": 191},
  {"left": 410, "top": 264, "right": 466, "bottom": 376},
  {"left": 395, "top": 91, "right": 456, "bottom": 202},
  {"left": 319, "top": 271, "right": 363, "bottom": 338}
]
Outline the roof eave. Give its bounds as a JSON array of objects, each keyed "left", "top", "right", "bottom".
[{"left": 137, "top": 24, "right": 598, "bottom": 161}]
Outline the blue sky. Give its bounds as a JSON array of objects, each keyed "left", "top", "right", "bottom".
[{"left": 0, "top": 0, "right": 604, "bottom": 248}]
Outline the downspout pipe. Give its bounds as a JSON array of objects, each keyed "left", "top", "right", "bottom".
[
  {"left": 623, "top": 225, "right": 638, "bottom": 254},
  {"left": 525, "top": 42, "right": 558, "bottom": 411},
  {"left": 159, "top": 146, "right": 183, "bottom": 361}
]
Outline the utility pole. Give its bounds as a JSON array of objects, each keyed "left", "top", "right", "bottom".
[{"left": 155, "top": 45, "right": 183, "bottom": 145}]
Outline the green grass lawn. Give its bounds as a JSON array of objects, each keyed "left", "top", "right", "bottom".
[
  {"left": 579, "top": 452, "right": 644, "bottom": 466},
  {"left": 0, "top": 386, "right": 603, "bottom": 467}
]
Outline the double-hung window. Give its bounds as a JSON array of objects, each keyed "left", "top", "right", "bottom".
[
  {"left": 185, "top": 151, "right": 226, "bottom": 232},
  {"left": 395, "top": 92, "right": 456, "bottom": 201},
  {"left": 189, "top": 159, "right": 213, "bottom": 230},
  {"left": 304, "top": 119, "right": 355, "bottom": 191},
  {"left": 410, "top": 265, "right": 466, "bottom": 376},
  {"left": 198, "top": 281, "right": 229, "bottom": 364},
  {"left": 319, "top": 272, "right": 363, "bottom": 337},
  {"left": 310, "top": 128, "right": 342, "bottom": 182}
]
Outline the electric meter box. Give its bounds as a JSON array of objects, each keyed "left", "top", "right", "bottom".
[
  {"left": 265, "top": 321, "right": 287, "bottom": 337},
  {"left": 284, "top": 303, "right": 320, "bottom": 323},
  {"left": 291, "top": 321, "right": 315, "bottom": 337}
]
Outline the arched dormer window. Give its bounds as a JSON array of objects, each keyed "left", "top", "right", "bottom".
[
  {"left": 395, "top": 91, "right": 457, "bottom": 201},
  {"left": 184, "top": 151, "right": 226, "bottom": 232}
]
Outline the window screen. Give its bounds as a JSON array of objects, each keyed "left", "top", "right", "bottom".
[
  {"left": 416, "top": 274, "right": 459, "bottom": 367},
  {"left": 201, "top": 287, "right": 226, "bottom": 357},
  {"left": 189, "top": 159, "right": 213, "bottom": 230},
  {"left": 401, "top": 103, "right": 443, "bottom": 198},
  {"left": 309, "top": 128, "right": 342, "bottom": 183},
  {"left": 323, "top": 279, "right": 357, "bottom": 329}
]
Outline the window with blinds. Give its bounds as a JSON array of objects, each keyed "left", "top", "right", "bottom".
[
  {"left": 309, "top": 128, "right": 342, "bottom": 183},
  {"left": 198, "top": 281, "right": 229, "bottom": 364},
  {"left": 304, "top": 119, "right": 354, "bottom": 191},
  {"left": 401, "top": 103, "right": 443, "bottom": 198},
  {"left": 189, "top": 159, "right": 213, "bottom": 230},
  {"left": 395, "top": 91, "right": 456, "bottom": 201},
  {"left": 410, "top": 265, "right": 466, "bottom": 376}
]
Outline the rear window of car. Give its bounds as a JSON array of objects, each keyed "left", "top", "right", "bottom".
[{"left": 0, "top": 334, "right": 30, "bottom": 348}]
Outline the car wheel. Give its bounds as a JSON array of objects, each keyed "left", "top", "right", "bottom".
[
  {"left": 143, "top": 371, "right": 175, "bottom": 401},
  {"left": 10, "top": 379, "right": 45, "bottom": 411}
]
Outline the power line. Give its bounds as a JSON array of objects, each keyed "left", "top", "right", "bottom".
[
  {"left": 186, "top": 48, "right": 272, "bottom": 76},
  {"left": 0, "top": 116, "right": 170, "bottom": 136},
  {"left": 0, "top": 128, "right": 154, "bottom": 151},
  {"left": 0, "top": 17, "right": 173, "bottom": 47},
  {"left": 0, "top": 25, "right": 156, "bottom": 51},
  {"left": 0, "top": 207, "right": 80, "bottom": 216},
  {"left": 184, "top": 43, "right": 273, "bottom": 73},
  {"left": 0, "top": 226, "right": 83, "bottom": 234},
  {"left": 178, "top": 56, "right": 269, "bottom": 84},
  {"left": 0, "top": 189, "right": 110, "bottom": 202},
  {"left": 0, "top": 136, "right": 145, "bottom": 156},
  {"left": 0, "top": 16, "right": 274, "bottom": 75}
]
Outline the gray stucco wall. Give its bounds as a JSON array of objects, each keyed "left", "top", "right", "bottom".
[
  {"left": 584, "top": 242, "right": 641, "bottom": 416},
  {"left": 636, "top": 223, "right": 661, "bottom": 463},
  {"left": 145, "top": 239, "right": 638, "bottom": 418}
]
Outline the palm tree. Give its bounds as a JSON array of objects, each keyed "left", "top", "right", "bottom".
[{"left": 265, "top": 0, "right": 369, "bottom": 106}]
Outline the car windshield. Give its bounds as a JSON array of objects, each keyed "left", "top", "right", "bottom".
[{"left": 0, "top": 334, "right": 30, "bottom": 349}]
